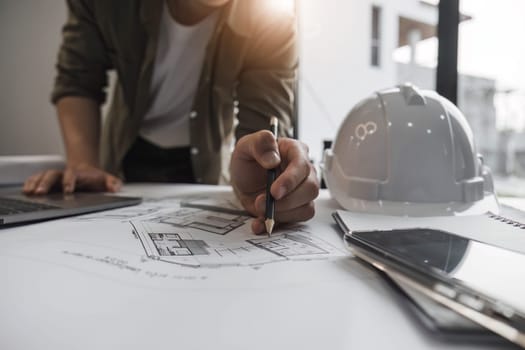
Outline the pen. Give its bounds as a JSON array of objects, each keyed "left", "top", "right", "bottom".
[{"left": 265, "top": 116, "right": 279, "bottom": 236}]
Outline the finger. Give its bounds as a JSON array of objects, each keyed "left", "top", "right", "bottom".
[
  {"left": 237, "top": 192, "right": 259, "bottom": 217},
  {"left": 34, "top": 170, "right": 63, "bottom": 195},
  {"left": 253, "top": 192, "right": 267, "bottom": 217},
  {"left": 235, "top": 130, "right": 280, "bottom": 169},
  {"left": 62, "top": 168, "right": 77, "bottom": 193},
  {"left": 252, "top": 202, "right": 316, "bottom": 228},
  {"left": 230, "top": 131, "right": 280, "bottom": 198},
  {"left": 105, "top": 174, "right": 122, "bottom": 192},
  {"left": 23, "top": 172, "right": 45, "bottom": 194},
  {"left": 254, "top": 168, "right": 319, "bottom": 215},
  {"left": 273, "top": 202, "right": 316, "bottom": 223},
  {"left": 274, "top": 166, "right": 319, "bottom": 211},
  {"left": 74, "top": 169, "right": 121, "bottom": 192},
  {"left": 271, "top": 140, "right": 311, "bottom": 200},
  {"left": 251, "top": 218, "right": 267, "bottom": 235}
]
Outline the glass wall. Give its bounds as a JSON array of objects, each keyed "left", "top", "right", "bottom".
[{"left": 458, "top": 0, "right": 525, "bottom": 196}]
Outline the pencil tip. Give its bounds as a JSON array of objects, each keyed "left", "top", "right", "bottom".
[{"left": 265, "top": 219, "right": 275, "bottom": 236}]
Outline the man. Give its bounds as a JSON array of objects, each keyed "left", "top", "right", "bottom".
[{"left": 23, "top": 0, "right": 319, "bottom": 234}]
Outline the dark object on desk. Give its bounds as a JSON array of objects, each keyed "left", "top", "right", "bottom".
[
  {"left": 0, "top": 192, "right": 141, "bottom": 227},
  {"left": 338, "top": 223, "right": 525, "bottom": 348},
  {"left": 381, "top": 269, "right": 513, "bottom": 346}
]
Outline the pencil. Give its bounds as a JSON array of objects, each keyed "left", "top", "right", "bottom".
[{"left": 265, "top": 116, "right": 279, "bottom": 236}]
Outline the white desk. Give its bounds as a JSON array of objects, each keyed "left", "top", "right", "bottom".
[{"left": 0, "top": 185, "right": 520, "bottom": 350}]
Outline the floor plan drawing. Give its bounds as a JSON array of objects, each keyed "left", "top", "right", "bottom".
[
  {"left": 147, "top": 232, "right": 209, "bottom": 256},
  {"left": 247, "top": 233, "right": 329, "bottom": 257},
  {"left": 64, "top": 192, "right": 346, "bottom": 268},
  {"left": 132, "top": 217, "right": 346, "bottom": 267},
  {"left": 72, "top": 194, "right": 247, "bottom": 224},
  {"left": 146, "top": 208, "right": 251, "bottom": 235}
]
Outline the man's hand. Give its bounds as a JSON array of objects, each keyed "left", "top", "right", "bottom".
[
  {"left": 23, "top": 97, "right": 120, "bottom": 195},
  {"left": 231, "top": 131, "right": 319, "bottom": 234},
  {"left": 23, "top": 164, "right": 122, "bottom": 195}
]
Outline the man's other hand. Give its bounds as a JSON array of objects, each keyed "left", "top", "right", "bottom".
[
  {"left": 23, "top": 164, "right": 122, "bottom": 195},
  {"left": 231, "top": 131, "right": 320, "bottom": 234}
]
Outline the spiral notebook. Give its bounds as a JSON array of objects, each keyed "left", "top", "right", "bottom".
[{"left": 333, "top": 207, "right": 525, "bottom": 255}]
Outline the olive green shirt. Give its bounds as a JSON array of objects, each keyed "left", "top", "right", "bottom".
[{"left": 52, "top": 0, "right": 297, "bottom": 184}]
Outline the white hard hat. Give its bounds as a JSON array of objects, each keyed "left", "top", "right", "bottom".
[{"left": 322, "top": 83, "right": 499, "bottom": 216}]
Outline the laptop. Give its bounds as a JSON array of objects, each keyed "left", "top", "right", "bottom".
[{"left": 0, "top": 190, "right": 141, "bottom": 226}]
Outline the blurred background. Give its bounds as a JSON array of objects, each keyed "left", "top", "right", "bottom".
[{"left": 1, "top": 0, "right": 524, "bottom": 196}]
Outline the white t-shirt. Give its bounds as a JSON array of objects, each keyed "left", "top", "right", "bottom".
[{"left": 139, "top": 3, "right": 219, "bottom": 148}]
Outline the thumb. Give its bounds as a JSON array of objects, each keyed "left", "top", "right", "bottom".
[{"left": 236, "top": 130, "right": 280, "bottom": 170}]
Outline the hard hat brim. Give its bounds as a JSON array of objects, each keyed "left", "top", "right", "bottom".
[{"left": 333, "top": 192, "right": 500, "bottom": 217}]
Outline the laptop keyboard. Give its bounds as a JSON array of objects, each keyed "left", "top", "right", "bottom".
[{"left": 0, "top": 197, "right": 60, "bottom": 215}]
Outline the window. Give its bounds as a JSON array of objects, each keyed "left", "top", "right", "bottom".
[
  {"left": 371, "top": 6, "right": 382, "bottom": 67},
  {"left": 457, "top": 0, "right": 525, "bottom": 196}
]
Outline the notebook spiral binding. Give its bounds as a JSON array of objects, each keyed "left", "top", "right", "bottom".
[{"left": 487, "top": 212, "right": 525, "bottom": 229}]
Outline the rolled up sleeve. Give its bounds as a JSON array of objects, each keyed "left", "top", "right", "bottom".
[
  {"left": 235, "top": 10, "right": 297, "bottom": 139},
  {"left": 51, "top": 0, "right": 111, "bottom": 105}
]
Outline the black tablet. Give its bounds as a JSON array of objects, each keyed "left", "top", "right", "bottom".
[{"left": 344, "top": 227, "right": 525, "bottom": 348}]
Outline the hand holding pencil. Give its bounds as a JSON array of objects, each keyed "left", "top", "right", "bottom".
[{"left": 230, "top": 116, "right": 320, "bottom": 235}]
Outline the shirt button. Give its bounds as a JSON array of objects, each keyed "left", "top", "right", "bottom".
[
  {"left": 189, "top": 111, "right": 198, "bottom": 119},
  {"left": 191, "top": 147, "right": 199, "bottom": 155}
]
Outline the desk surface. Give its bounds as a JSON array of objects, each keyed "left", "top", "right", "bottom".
[{"left": 0, "top": 185, "right": 522, "bottom": 350}]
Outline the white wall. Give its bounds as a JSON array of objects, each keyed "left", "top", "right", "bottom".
[
  {"left": 298, "top": 0, "right": 438, "bottom": 163},
  {"left": 0, "top": 0, "right": 66, "bottom": 155}
]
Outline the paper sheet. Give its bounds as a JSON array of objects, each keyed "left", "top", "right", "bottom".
[
  {"left": 1, "top": 187, "right": 498, "bottom": 350},
  {"left": 0, "top": 188, "right": 348, "bottom": 289},
  {"left": 129, "top": 195, "right": 345, "bottom": 267}
]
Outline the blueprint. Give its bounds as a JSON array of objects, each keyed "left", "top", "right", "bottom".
[
  {"left": 146, "top": 207, "right": 250, "bottom": 235},
  {"left": 132, "top": 202, "right": 345, "bottom": 267},
  {"left": 2, "top": 187, "right": 346, "bottom": 287}
]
